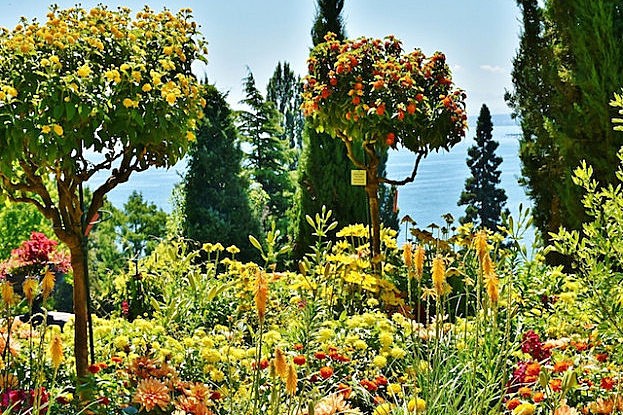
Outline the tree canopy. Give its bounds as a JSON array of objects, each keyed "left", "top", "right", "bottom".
[{"left": 0, "top": 5, "right": 206, "bottom": 378}]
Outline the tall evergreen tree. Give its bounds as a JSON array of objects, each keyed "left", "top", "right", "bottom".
[
  {"left": 458, "top": 104, "right": 509, "bottom": 229},
  {"left": 293, "top": 0, "right": 368, "bottom": 258},
  {"left": 267, "top": 62, "right": 304, "bottom": 151},
  {"left": 238, "top": 70, "right": 294, "bottom": 235},
  {"left": 184, "top": 83, "right": 261, "bottom": 261},
  {"left": 507, "top": 0, "right": 623, "bottom": 243}
]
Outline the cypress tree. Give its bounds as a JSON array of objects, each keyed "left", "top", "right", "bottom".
[
  {"left": 293, "top": 0, "right": 369, "bottom": 258},
  {"left": 184, "top": 83, "right": 261, "bottom": 261},
  {"left": 458, "top": 104, "right": 509, "bottom": 230},
  {"left": 507, "top": 0, "right": 623, "bottom": 243},
  {"left": 266, "top": 62, "right": 304, "bottom": 152},
  {"left": 238, "top": 70, "right": 294, "bottom": 235}
]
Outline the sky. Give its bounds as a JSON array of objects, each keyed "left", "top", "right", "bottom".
[{"left": 0, "top": 0, "right": 522, "bottom": 116}]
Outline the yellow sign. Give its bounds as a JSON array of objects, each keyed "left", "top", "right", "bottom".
[{"left": 351, "top": 170, "right": 367, "bottom": 186}]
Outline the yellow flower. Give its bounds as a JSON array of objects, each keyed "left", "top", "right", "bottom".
[
  {"left": 1, "top": 282, "right": 16, "bottom": 306},
  {"left": 151, "top": 70, "right": 162, "bottom": 86},
  {"left": 166, "top": 92, "right": 177, "bottom": 105},
  {"left": 120, "top": 63, "right": 131, "bottom": 72},
  {"left": 474, "top": 230, "right": 489, "bottom": 265},
  {"left": 285, "top": 363, "right": 297, "bottom": 395},
  {"left": 403, "top": 242, "right": 413, "bottom": 268},
  {"left": 131, "top": 71, "right": 142, "bottom": 82},
  {"left": 104, "top": 69, "right": 121, "bottom": 83},
  {"left": 483, "top": 253, "right": 499, "bottom": 305},
  {"left": 142, "top": 83, "right": 152, "bottom": 92},
  {"left": 379, "top": 331, "right": 393, "bottom": 349},
  {"left": 163, "top": 46, "right": 173, "bottom": 56},
  {"left": 274, "top": 348, "right": 287, "bottom": 379},
  {"left": 372, "top": 355, "right": 387, "bottom": 368},
  {"left": 254, "top": 270, "right": 268, "bottom": 323},
  {"left": 6, "top": 87, "right": 18, "bottom": 98},
  {"left": 186, "top": 131, "right": 196, "bottom": 141},
  {"left": 226, "top": 245, "right": 240, "bottom": 254},
  {"left": 407, "top": 397, "right": 426, "bottom": 413},
  {"left": 373, "top": 403, "right": 394, "bottom": 415},
  {"left": 432, "top": 255, "right": 446, "bottom": 297},
  {"left": 49, "top": 55, "right": 60, "bottom": 65},
  {"left": 133, "top": 378, "right": 170, "bottom": 412},
  {"left": 41, "top": 125, "right": 51, "bottom": 134},
  {"left": 387, "top": 383, "right": 402, "bottom": 396},
  {"left": 513, "top": 403, "right": 536, "bottom": 415},
  {"left": 23, "top": 278, "right": 38, "bottom": 305},
  {"left": 414, "top": 245, "right": 425, "bottom": 280},
  {"left": 49, "top": 334, "right": 64, "bottom": 369},
  {"left": 41, "top": 58, "right": 50, "bottom": 67},
  {"left": 77, "top": 64, "right": 91, "bottom": 78},
  {"left": 42, "top": 268, "right": 56, "bottom": 300},
  {"left": 123, "top": 98, "right": 139, "bottom": 108},
  {"left": 53, "top": 124, "right": 64, "bottom": 136}
]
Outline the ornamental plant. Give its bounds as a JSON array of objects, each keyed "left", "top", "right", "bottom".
[
  {"left": 0, "top": 5, "right": 207, "bottom": 378},
  {"left": 302, "top": 33, "right": 467, "bottom": 263}
]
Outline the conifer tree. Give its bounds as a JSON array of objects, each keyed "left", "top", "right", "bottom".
[
  {"left": 184, "top": 84, "right": 261, "bottom": 261},
  {"left": 293, "top": 0, "right": 370, "bottom": 258},
  {"left": 507, "top": 0, "right": 623, "bottom": 242},
  {"left": 266, "top": 62, "right": 304, "bottom": 152},
  {"left": 238, "top": 70, "right": 294, "bottom": 235},
  {"left": 458, "top": 104, "right": 509, "bottom": 229}
]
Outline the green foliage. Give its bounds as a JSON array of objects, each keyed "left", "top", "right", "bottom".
[
  {"left": 238, "top": 69, "right": 295, "bottom": 236},
  {"left": 507, "top": 0, "right": 623, "bottom": 242},
  {"left": 549, "top": 150, "right": 623, "bottom": 337},
  {"left": 458, "top": 104, "right": 509, "bottom": 230},
  {"left": 183, "top": 83, "right": 261, "bottom": 262},
  {"left": 0, "top": 202, "right": 54, "bottom": 259},
  {"left": 311, "top": 0, "right": 346, "bottom": 46},
  {"left": 266, "top": 61, "right": 304, "bottom": 152}
]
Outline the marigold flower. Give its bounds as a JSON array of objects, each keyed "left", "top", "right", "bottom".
[
  {"left": 133, "top": 378, "right": 171, "bottom": 412},
  {"left": 532, "top": 391, "right": 545, "bottom": 403},
  {"left": 285, "top": 363, "right": 297, "bottom": 395},
  {"left": 293, "top": 355, "right": 306, "bottom": 365},
  {"left": 49, "top": 334, "right": 64, "bottom": 369},
  {"left": 431, "top": 255, "right": 446, "bottom": 297},
  {"left": 319, "top": 366, "right": 333, "bottom": 379},
  {"left": 506, "top": 398, "right": 521, "bottom": 411}
]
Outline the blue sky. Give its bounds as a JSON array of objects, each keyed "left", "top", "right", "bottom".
[{"left": 0, "top": 1, "right": 521, "bottom": 115}]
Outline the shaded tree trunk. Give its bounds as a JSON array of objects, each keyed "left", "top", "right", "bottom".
[
  {"left": 66, "top": 236, "right": 89, "bottom": 379},
  {"left": 364, "top": 143, "right": 381, "bottom": 273}
]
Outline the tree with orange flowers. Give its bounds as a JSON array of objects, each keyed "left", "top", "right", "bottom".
[
  {"left": 0, "top": 5, "right": 206, "bottom": 378},
  {"left": 302, "top": 33, "right": 467, "bottom": 264}
]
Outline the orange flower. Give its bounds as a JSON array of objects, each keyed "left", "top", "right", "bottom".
[
  {"left": 483, "top": 253, "right": 499, "bottom": 305},
  {"left": 23, "top": 278, "right": 38, "bottom": 305},
  {"left": 414, "top": 245, "right": 425, "bottom": 280},
  {"left": 274, "top": 348, "right": 287, "bottom": 379},
  {"left": 42, "top": 268, "right": 56, "bottom": 301},
  {"left": 49, "top": 334, "right": 64, "bottom": 369},
  {"left": 553, "top": 360, "right": 573, "bottom": 373},
  {"left": 254, "top": 270, "right": 268, "bottom": 323},
  {"left": 431, "top": 255, "right": 446, "bottom": 297},
  {"left": 133, "top": 378, "right": 171, "bottom": 412},
  {"left": 600, "top": 376, "right": 616, "bottom": 391},
  {"left": 549, "top": 379, "right": 562, "bottom": 393},
  {"left": 285, "top": 363, "right": 297, "bottom": 395},
  {"left": 319, "top": 366, "right": 333, "bottom": 379},
  {"left": 518, "top": 386, "right": 532, "bottom": 398},
  {"left": 473, "top": 230, "right": 489, "bottom": 264},
  {"left": 293, "top": 355, "right": 306, "bottom": 366},
  {"left": 532, "top": 391, "right": 545, "bottom": 403},
  {"left": 403, "top": 243, "right": 413, "bottom": 268},
  {"left": 506, "top": 398, "right": 521, "bottom": 411},
  {"left": 1, "top": 281, "right": 16, "bottom": 306}
]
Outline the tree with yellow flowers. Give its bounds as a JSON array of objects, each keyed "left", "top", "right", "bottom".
[
  {"left": 0, "top": 5, "right": 206, "bottom": 378},
  {"left": 302, "top": 33, "right": 467, "bottom": 265}
]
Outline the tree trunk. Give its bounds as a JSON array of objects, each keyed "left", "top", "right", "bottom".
[
  {"left": 364, "top": 143, "right": 381, "bottom": 273},
  {"left": 67, "top": 239, "right": 89, "bottom": 379}
]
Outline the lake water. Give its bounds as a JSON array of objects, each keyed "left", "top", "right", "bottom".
[{"left": 91, "top": 115, "right": 531, "bottom": 240}]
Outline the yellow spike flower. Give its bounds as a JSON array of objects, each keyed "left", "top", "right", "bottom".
[
  {"left": 1, "top": 281, "right": 16, "bottom": 306},
  {"left": 49, "top": 334, "right": 64, "bottom": 369},
  {"left": 483, "top": 253, "right": 499, "bottom": 305},
  {"left": 403, "top": 243, "right": 413, "bottom": 268},
  {"left": 42, "top": 268, "right": 56, "bottom": 301},
  {"left": 473, "top": 230, "right": 489, "bottom": 265},
  {"left": 285, "top": 363, "right": 298, "bottom": 395},
  {"left": 431, "top": 255, "right": 446, "bottom": 297},
  {"left": 274, "top": 348, "right": 287, "bottom": 379},
  {"left": 23, "top": 278, "right": 38, "bottom": 306},
  {"left": 254, "top": 270, "right": 268, "bottom": 323},
  {"left": 414, "top": 245, "right": 425, "bottom": 281}
]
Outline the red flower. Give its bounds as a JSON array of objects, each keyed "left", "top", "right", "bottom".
[
  {"left": 375, "top": 375, "right": 388, "bottom": 386},
  {"left": 314, "top": 352, "right": 327, "bottom": 360},
  {"left": 385, "top": 132, "right": 395, "bottom": 146},
  {"left": 319, "top": 366, "right": 333, "bottom": 379},
  {"left": 293, "top": 355, "right": 306, "bottom": 366},
  {"left": 88, "top": 364, "right": 102, "bottom": 374},
  {"left": 549, "top": 379, "right": 562, "bottom": 393},
  {"left": 600, "top": 377, "right": 616, "bottom": 391},
  {"left": 293, "top": 343, "right": 304, "bottom": 351},
  {"left": 506, "top": 398, "right": 521, "bottom": 411},
  {"left": 359, "top": 379, "right": 378, "bottom": 392},
  {"left": 532, "top": 391, "right": 545, "bottom": 403},
  {"left": 596, "top": 353, "right": 608, "bottom": 362}
]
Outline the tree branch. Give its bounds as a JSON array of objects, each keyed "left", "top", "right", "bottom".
[
  {"left": 337, "top": 131, "right": 367, "bottom": 170},
  {"left": 380, "top": 151, "right": 426, "bottom": 186}
]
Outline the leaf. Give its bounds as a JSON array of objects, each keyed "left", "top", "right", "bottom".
[
  {"left": 249, "top": 235, "right": 263, "bottom": 253},
  {"left": 65, "top": 102, "right": 76, "bottom": 121}
]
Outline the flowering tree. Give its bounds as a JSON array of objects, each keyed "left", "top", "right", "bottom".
[
  {"left": 0, "top": 6, "right": 206, "bottom": 378},
  {"left": 302, "top": 33, "right": 467, "bottom": 263}
]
